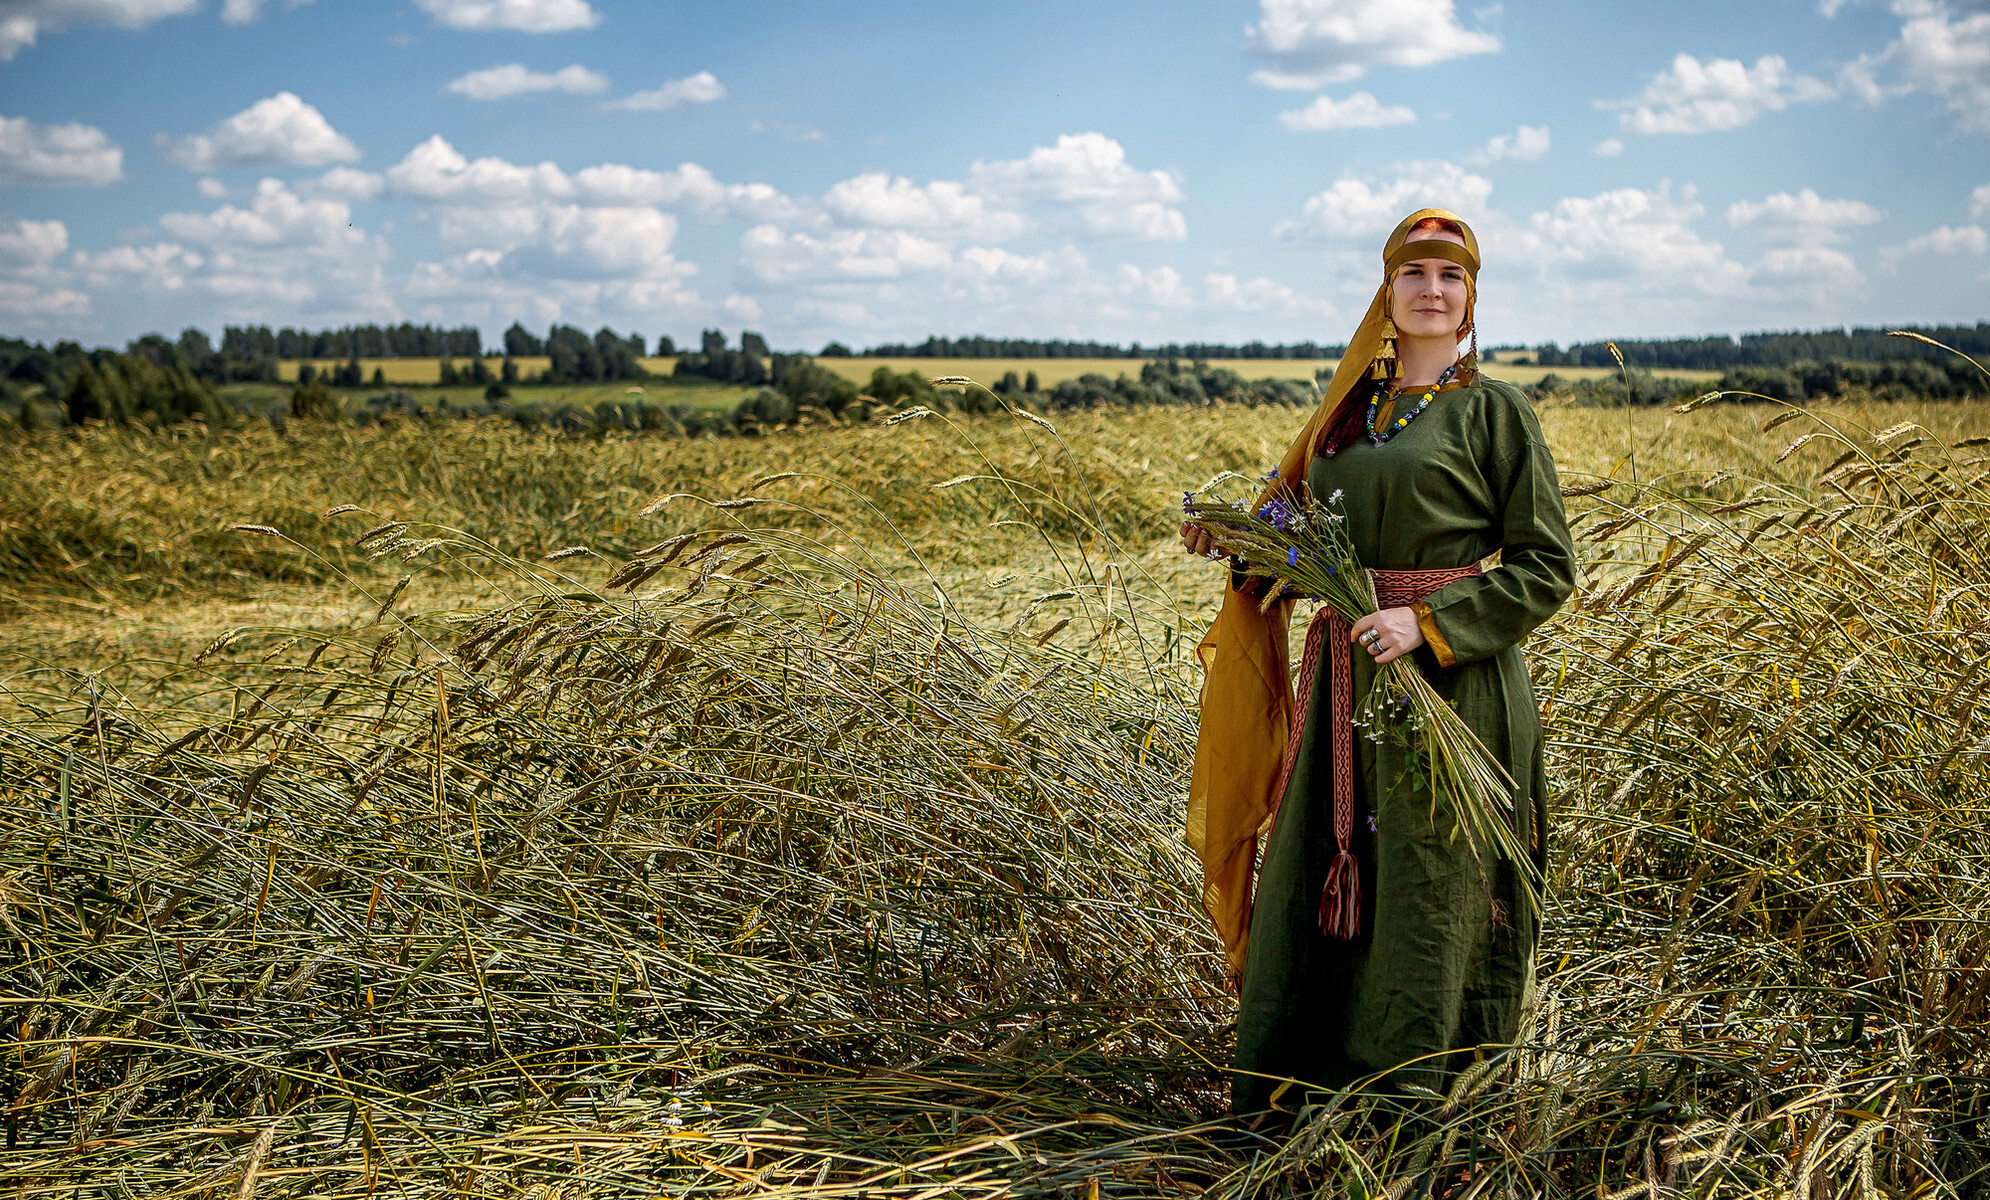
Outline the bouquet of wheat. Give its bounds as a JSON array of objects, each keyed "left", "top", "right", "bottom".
[{"left": 1185, "top": 469, "right": 1541, "bottom": 921}]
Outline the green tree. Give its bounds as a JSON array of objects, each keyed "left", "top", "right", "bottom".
[
  {"left": 778, "top": 361, "right": 861, "bottom": 416},
  {"left": 503, "top": 322, "right": 544, "bottom": 357},
  {"left": 291, "top": 377, "right": 340, "bottom": 421},
  {"left": 176, "top": 327, "right": 213, "bottom": 362}
]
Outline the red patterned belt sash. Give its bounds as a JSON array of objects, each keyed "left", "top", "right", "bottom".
[{"left": 1270, "top": 563, "right": 1484, "bottom": 940}]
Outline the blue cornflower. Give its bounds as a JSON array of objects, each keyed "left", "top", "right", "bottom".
[
  {"left": 1181, "top": 490, "right": 1193, "bottom": 513},
  {"left": 1260, "top": 465, "right": 1282, "bottom": 484},
  {"left": 1287, "top": 546, "right": 1299, "bottom": 567},
  {"left": 1326, "top": 563, "right": 1337, "bottom": 575}
]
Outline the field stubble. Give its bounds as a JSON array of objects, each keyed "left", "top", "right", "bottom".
[{"left": 1, "top": 388, "right": 1988, "bottom": 1196}]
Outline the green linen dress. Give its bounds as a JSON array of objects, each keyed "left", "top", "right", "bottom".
[{"left": 1231, "top": 376, "right": 1576, "bottom": 1114}]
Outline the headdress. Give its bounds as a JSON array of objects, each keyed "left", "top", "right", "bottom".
[{"left": 1185, "top": 208, "right": 1481, "bottom": 980}]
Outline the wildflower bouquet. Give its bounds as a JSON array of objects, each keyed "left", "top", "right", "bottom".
[{"left": 1184, "top": 470, "right": 1541, "bottom": 916}]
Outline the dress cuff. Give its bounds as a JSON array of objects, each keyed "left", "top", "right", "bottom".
[{"left": 1412, "top": 601, "right": 1456, "bottom": 668}]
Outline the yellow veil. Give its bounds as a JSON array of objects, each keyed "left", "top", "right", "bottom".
[{"left": 1186, "top": 208, "right": 1482, "bottom": 980}]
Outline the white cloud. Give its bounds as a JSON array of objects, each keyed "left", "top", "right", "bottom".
[
  {"left": 221, "top": 0, "right": 315, "bottom": 22},
  {"left": 967, "top": 133, "right": 1186, "bottom": 240},
  {"left": 196, "top": 176, "right": 226, "bottom": 198},
  {"left": 0, "top": 0, "right": 197, "bottom": 61},
  {"left": 1753, "top": 245, "right": 1863, "bottom": 286},
  {"left": 164, "top": 92, "right": 361, "bottom": 171},
  {"left": 738, "top": 224, "right": 952, "bottom": 285},
  {"left": 956, "top": 245, "right": 1084, "bottom": 289},
  {"left": 504, "top": 205, "right": 685, "bottom": 279},
  {"left": 72, "top": 240, "right": 200, "bottom": 287},
  {"left": 447, "top": 63, "right": 609, "bottom": 101},
  {"left": 1882, "top": 222, "right": 1987, "bottom": 266},
  {"left": 1204, "top": 271, "right": 1332, "bottom": 317},
  {"left": 1513, "top": 184, "right": 1742, "bottom": 284},
  {"left": 1277, "top": 91, "right": 1417, "bottom": 130},
  {"left": 1460, "top": 182, "right": 1858, "bottom": 337},
  {"left": 602, "top": 70, "right": 725, "bottom": 112},
  {"left": 1119, "top": 263, "right": 1192, "bottom": 307},
  {"left": 1475, "top": 123, "right": 1550, "bottom": 163},
  {"left": 0, "top": 216, "right": 66, "bottom": 269},
  {"left": 383, "top": 136, "right": 805, "bottom": 223},
  {"left": 1971, "top": 182, "right": 1990, "bottom": 217},
  {"left": 159, "top": 176, "right": 366, "bottom": 249},
  {"left": 721, "top": 294, "right": 761, "bottom": 321},
  {"left": 311, "top": 165, "right": 384, "bottom": 201},
  {"left": 1593, "top": 137, "right": 1624, "bottom": 156},
  {"left": 1245, "top": 0, "right": 1500, "bottom": 89},
  {"left": 572, "top": 161, "right": 805, "bottom": 222},
  {"left": 365, "top": 137, "right": 708, "bottom": 325},
  {"left": 413, "top": 0, "right": 598, "bottom": 33},
  {"left": 821, "top": 172, "right": 1026, "bottom": 238},
  {"left": 81, "top": 180, "right": 394, "bottom": 316},
  {"left": 1276, "top": 159, "right": 1493, "bottom": 238},
  {"left": 0, "top": 216, "right": 88, "bottom": 323},
  {"left": 1842, "top": 5, "right": 1990, "bottom": 133},
  {"left": 386, "top": 134, "right": 574, "bottom": 203},
  {"left": 1605, "top": 53, "right": 1833, "bottom": 135},
  {"left": 1724, "top": 188, "right": 1884, "bottom": 242},
  {"left": 0, "top": 114, "right": 120, "bottom": 184}
]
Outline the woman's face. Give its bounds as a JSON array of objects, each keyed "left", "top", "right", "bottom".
[{"left": 1389, "top": 229, "right": 1470, "bottom": 342}]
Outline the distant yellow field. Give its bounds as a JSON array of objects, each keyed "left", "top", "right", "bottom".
[
  {"left": 280, "top": 357, "right": 679, "bottom": 383},
  {"left": 277, "top": 356, "right": 1716, "bottom": 390},
  {"left": 813, "top": 357, "right": 1718, "bottom": 390}
]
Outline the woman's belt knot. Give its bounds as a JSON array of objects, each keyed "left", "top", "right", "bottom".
[{"left": 1271, "top": 563, "right": 1485, "bottom": 940}]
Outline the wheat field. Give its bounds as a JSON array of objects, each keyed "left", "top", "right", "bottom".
[{"left": 1, "top": 384, "right": 1987, "bottom": 1197}]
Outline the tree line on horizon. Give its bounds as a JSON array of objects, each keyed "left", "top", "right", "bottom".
[
  {"left": 850, "top": 335, "right": 1344, "bottom": 359},
  {"left": 1534, "top": 322, "right": 1989, "bottom": 369},
  {"left": 0, "top": 321, "right": 1983, "bottom": 397}
]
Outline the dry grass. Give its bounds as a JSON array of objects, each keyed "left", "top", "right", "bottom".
[{"left": 1, "top": 385, "right": 1987, "bottom": 1196}]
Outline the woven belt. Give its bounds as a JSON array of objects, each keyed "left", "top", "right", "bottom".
[{"left": 1270, "top": 563, "right": 1484, "bottom": 939}]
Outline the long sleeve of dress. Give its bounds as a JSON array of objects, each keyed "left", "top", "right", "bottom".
[{"left": 1417, "top": 390, "right": 1576, "bottom": 666}]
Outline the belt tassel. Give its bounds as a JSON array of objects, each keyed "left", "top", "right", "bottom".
[{"left": 1266, "top": 564, "right": 1484, "bottom": 941}]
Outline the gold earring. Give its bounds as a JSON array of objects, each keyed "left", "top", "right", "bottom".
[{"left": 1371, "top": 318, "right": 1398, "bottom": 381}]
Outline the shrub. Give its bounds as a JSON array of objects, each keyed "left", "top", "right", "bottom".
[{"left": 289, "top": 377, "right": 340, "bottom": 421}]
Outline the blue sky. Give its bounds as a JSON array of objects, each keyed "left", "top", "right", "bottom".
[{"left": 0, "top": 0, "right": 1983, "bottom": 352}]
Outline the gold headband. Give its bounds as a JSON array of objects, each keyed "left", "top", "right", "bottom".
[{"left": 1384, "top": 237, "right": 1478, "bottom": 278}]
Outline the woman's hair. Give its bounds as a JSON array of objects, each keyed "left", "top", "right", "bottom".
[
  {"left": 1408, "top": 216, "right": 1466, "bottom": 239},
  {"left": 1312, "top": 215, "right": 1472, "bottom": 459},
  {"left": 1316, "top": 376, "right": 1380, "bottom": 459}
]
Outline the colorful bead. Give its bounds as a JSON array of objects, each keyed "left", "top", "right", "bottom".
[{"left": 1366, "top": 361, "right": 1460, "bottom": 446}]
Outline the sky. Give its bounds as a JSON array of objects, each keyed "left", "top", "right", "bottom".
[{"left": 0, "top": 0, "right": 1984, "bottom": 353}]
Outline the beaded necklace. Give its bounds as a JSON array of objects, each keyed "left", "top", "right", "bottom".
[{"left": 1366, "top": 360, "right": 1460, "bottom": 446}]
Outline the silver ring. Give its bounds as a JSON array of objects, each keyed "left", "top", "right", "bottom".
[{"left": 1359, "top": 628, "right": 1381, "bottom": 647}]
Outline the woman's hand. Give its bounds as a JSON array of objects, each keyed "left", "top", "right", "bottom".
[
  {"left": 1349, "top": 607, "right": 1424, "bottom": 665},
  {"left": 1180, "top": 521, "right": 1227, "bottom": 560}
]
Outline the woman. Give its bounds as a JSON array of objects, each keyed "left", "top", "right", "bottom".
[{"left": 1181, "top": 208, "right": 1575, "bottom": 1115}]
